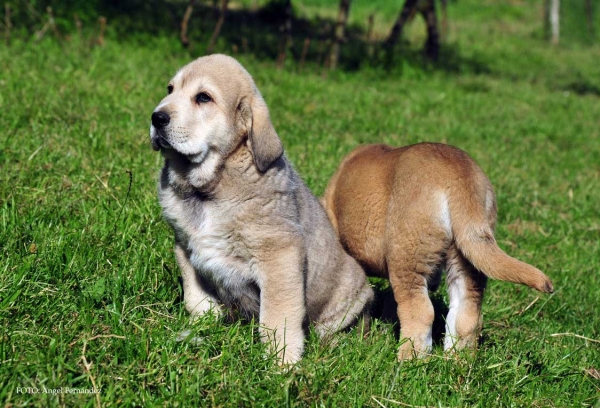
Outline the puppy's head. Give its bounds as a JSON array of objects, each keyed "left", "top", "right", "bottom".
[{"left": 150, "top": 54, "right": 283, "bottom": 173}]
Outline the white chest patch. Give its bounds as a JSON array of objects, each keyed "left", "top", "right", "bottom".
[
  {"left": 188, "top": 207, "right": 255, "bottom": 286},
  {"left": 160, "top": 188, "right": 259, "bottom": 305}
]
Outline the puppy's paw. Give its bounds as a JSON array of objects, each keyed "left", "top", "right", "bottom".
[
  {"left": 187, "top": 302, "right": 223, "bottom": 323},
  {"left": 443, "top": 334, "right": 477, "bottom": 353},
  {"left": 266, "top": 340, "right": 304, "bottom": 367},
  {"left": 270, "top": 341, "right": 303, "bottom": 367},
  {"left": 260, "top": 325, "right": 304, "bottom": 366},
  {"left": 397, "top": 339, "right": 431, "bottom": 362},
  {"left": 175, "top": 329, "right": 204, "bottom": 346},
  {"left": 397, "top": 345, "right": 418, "bottom": 361}
]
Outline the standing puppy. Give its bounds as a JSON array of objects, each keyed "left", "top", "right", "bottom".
[
  {"left": 322, "top": 143, "right": 553, "bottom": 361},
  {"left": 150, "top": 55, "right": 373, "bottom": 365}
]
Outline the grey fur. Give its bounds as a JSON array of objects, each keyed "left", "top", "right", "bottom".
[{"left": 151, "top": 55, "right": 373, "bottom": 364}]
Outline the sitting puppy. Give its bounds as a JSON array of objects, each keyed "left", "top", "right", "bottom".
[
  {"left": 150, "top": 55, "right": 373, "bottom": 365},
  {"left": 322, "top": 143, "right": 554, "bottom": 361}
]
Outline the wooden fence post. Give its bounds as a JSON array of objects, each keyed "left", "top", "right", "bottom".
[
  {"left": 276, "top": 0, "right": 292, "bottom": 69},
  {"left": 180, "top": 0, "right": 195, "bottom": 48},
  {"left": 328, "top": 0, "right": 351, "bottom": 70},
  {"left": 4, "top": 2, "right": 11, "bottom": 45},
  {"left": 550, "top": 0, "right": 560, "bottom": 44},
  {"left": 207, "top": 0, "right": 229, "bottom": 54}
]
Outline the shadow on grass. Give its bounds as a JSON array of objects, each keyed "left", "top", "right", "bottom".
[
  {"left": 371, "top": 284, "right": 450, "bottom": 347},
  {"left": 560, "top": 80, "right": 600, "bottom": 97},
  {"left": 23, "top": 0, "right": 492, "bottom": 75},
  {"left": 181, "top": 2, "right": 492, "bottom": 75}
]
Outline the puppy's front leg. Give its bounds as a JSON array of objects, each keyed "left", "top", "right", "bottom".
[
  {"left": 257, "top": 246, "right": 306, "bottom": 365},
  {"left": 175, "top": 244, "right": 222, "bottom": 320}
]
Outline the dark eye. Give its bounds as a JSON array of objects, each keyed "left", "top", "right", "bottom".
[
  {"left": 167, "top": 85, "right": 173, "bottom": 94},
  {"left": 195, "top": 92, "right": 212, "bottom": 104}
]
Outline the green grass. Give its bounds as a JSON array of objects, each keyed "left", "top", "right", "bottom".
[{"left": 1, "top": 1, "right": 600, "bottom": 406}]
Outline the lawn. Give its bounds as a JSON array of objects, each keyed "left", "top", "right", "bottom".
[{"left": 1, "top": 0, "right": 599, "bottom": 406}]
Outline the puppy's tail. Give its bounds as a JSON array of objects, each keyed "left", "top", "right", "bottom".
[{"left": 450, "top": 193, "right": 554, "bottom": 293}]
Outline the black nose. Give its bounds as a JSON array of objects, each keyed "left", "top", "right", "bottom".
[{"left": 151, "top": 111, "right": 170, "bottom": 128}]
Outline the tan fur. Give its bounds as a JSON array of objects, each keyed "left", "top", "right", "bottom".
[
  {"left": 150, "top": 55, "right": 373, "bottom": 365},
  {"left": 323, "top": 143, "right": 553, "bottom": 361}
]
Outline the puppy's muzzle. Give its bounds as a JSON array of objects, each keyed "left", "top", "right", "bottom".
[{"left": 151, "top": 111, "right": 171, "bottom": 151}]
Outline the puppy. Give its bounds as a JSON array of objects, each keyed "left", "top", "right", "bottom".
[
  {"left": 150, "top": 55, "right": 373, "bottom": 365},
  {"left": 322, "top": 143, "right": 554, "bottom": 361}
]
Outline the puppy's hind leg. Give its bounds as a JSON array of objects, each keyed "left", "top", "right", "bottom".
[
  {"left": 386, "top": 196, "right": 450, "bottom": 361},
  {"left": 443, "top": 244, "right": 487, "bottom": 353}
]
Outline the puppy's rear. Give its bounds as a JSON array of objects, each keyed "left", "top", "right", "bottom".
[{"left": 323, "top": 143, "right": 553, "bottom": 360}]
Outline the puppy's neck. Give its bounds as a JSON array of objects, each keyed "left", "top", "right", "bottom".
[
  {"left": 223, "top": 142, "right": 256, "bottom": 175},
  {"left": 160, "top": 141, "right": 276, "bottom": 200},
  {"left": 217, "top": 142, "right": 269, "bottom": 195},
  {"left": 160, "top": 150, "right": 219, "bottom": 198}
]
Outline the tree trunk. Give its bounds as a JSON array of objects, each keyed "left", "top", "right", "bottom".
[
  {"left": 420, "top": 0, "right": 439, "bottom": 61},
  {"left": 299, "top": 37, "right": 310, "bottom": 72},
  {"left": 47, "top": 7, "right": 61, "bottom": 40},
  {"left": 440, "top": 0, "right": 448, "bottom": 41},
  {"left": 543, "top": 0, "right": 550, "bottom": 40},
  {"left": 385, "top": 0, "right": 419, "bottom": 49},
  {"left": 5, "top": 2, "right": 11, "bottom": 46},
  {"left": 328, "top": 0, "right": 351, "bottom": 70},
  {"left": 207, "top": 0, "right": 229, "bottom": 54},
  {"left": 276, "top": 0, "right": 292, "bottom": 69},
  {"left": 74, "top": 13, "right": 82, "bottom": 40},
  {"left": 366, "top": 13, "right": 374, "bottom": 57},
  {"left": 584, "top": 0, "right": 594, "bottom": 39},
  {"left": 180, "top": 0, "right": 195, "bottom": 48},
  {"left": 97, "top": 16, "right": 106, "bottom": 46},
  {"left": 386, "top": 0, "right": 439, "bottom": 61},
  {"left": 550, "top": 0, "right": 559, "bottom": 44}
]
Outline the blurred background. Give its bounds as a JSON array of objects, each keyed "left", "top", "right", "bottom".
[{"left": 3, "top": 0, "right": 599, "bottom": 71}]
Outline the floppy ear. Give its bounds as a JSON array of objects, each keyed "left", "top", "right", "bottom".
[{"left": 242, "top": 94, "right": 284, "bottom": 173}]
